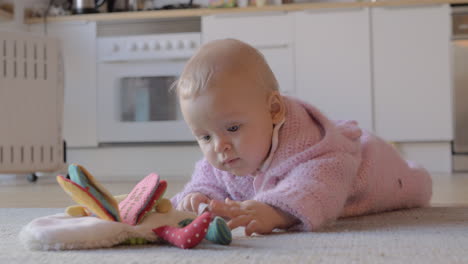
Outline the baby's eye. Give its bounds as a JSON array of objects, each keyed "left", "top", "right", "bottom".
[
  {"left": 201, "top": 135, "right": 211, "bottom": 142},
  {"left": 227, "top": 125, "right": 240, "bottom": 132}
]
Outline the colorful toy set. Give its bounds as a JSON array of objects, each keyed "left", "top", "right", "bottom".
[{"left": 20, "top": 164, "right": 232, "bottom": 250}]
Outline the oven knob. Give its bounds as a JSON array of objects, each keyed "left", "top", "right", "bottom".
[
  {"left": 177, "top": 40, "right": 184, "bottom": 50},
  {"left": 130, "top": 43, "right": 138, "bottom": 52},
  {"left": 112, "top": 44, "right": 120, "bottom": 53},
  {"left": 159, "top": 40, "right": 168, "bottom": 50},
  {"left": 154, "top": 42, "right": 161, "bottom": 50},
  {"left": 184, "top": 40, "right": 192, "bottom": 50},
  {"left": 165, "top": 41, "right": 173, "bottom": 50},
  {"left": 141, "top": 43, "right": 149, "bottom": 51},
  {"left": 189, "top": 40, "right": 198, "bottom": 49}
]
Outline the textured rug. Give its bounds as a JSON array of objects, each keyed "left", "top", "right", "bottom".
[{"left": 2, "top": 207, "right": 468, "bottom": 264}]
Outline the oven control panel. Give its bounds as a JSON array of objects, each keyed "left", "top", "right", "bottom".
[{"left": 97, "top": 32, "right": 201, "bottom": 62}]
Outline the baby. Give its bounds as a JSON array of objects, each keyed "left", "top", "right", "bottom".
[{"left": 171, "top": 39, "right": 432, "bottom": 236}]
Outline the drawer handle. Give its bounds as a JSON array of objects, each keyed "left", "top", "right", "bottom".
[
  {"left": 376, "top": 3, "right": 445, "bottom": 10},
  {"left": 211, "top": 11, "right": 287, "bottom": 18},
  {"left": 303, "top": 7, "right": 366, "bottom": 14},
  {"left": 255, "top": 44, "right": 289, "bottom": 49}
]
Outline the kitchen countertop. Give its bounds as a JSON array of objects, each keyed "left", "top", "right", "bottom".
[{"left": 17, "top": 0, "right": 468, "bottom": 24}]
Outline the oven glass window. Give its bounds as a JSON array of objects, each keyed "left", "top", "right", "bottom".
[{"left": 120, "top": 76, "right": 178, "bottom": 122}]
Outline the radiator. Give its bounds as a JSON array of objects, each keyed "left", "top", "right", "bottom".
[{"left": 0, "top": 31, "right": 65, "bottom": 175}]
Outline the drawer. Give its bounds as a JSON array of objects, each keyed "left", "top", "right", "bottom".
[{"left": 202, "top": 12, "right": 293, "bottom": 47}]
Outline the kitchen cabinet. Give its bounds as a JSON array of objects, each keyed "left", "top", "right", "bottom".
[
  {"left": 202, "top": 12, "right": 295, "bottom": 95},
  {"left": 29, "top": 22, "right": 98, "bottom": 147},
  {"left": 14, "top": 3, "right": 455, "bottom": 174},
  {"left": 294, "top": 8, "right": 373, "bottom": 132},
  {"left": 371, "top": 4, "right": 452, "bottom": 141}
]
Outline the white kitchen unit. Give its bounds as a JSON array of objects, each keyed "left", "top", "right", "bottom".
[
  {"left": 294, "top": 8, "right": 373, "bottom": 132},
  {"left": 29, "top": 22, "right": 98, "bottom": 147},
  {"left": 202, "top": 12, "right": 295, "bottom": 95},
  {"left": 371, "top": 4, "right": 452, "bottom": 142},
  {"left": 96, "top": 32, "right": 200, "bottom": 143}
]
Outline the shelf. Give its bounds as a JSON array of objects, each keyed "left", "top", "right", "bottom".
[{"left": 25, "top": 0, "right": 468, "bottom": 24}]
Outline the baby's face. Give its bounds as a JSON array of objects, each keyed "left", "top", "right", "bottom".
[{"left": 180, "top": 75, "right": 275, "bottom": 176}]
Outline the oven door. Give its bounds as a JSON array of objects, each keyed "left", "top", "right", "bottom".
[{"left": 97, "top": 60, "right": 194, "bottom": 143}]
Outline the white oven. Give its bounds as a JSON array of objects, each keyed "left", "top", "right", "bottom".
[{"left": 97, "top": 32, "right": 200, "bottom": 143}]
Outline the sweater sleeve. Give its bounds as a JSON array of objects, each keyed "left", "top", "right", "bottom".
[
  {"left": 170, "top": 159, "right": 229, "bottom": 207},
  {"left": 254, "top": 152, "right": 360, "bottom": 231}
]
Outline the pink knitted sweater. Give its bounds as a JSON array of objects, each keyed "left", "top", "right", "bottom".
[{"left": 171, "top": 96, "right": 432, "bottom": 231}]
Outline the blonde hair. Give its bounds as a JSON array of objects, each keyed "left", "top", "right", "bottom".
[{"left": 172, "top": 39, "right": 279, "bottom": 99}]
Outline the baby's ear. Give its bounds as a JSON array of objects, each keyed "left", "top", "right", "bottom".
[{"left": 268, "top": 91, "right": 285, "bottom": 125}]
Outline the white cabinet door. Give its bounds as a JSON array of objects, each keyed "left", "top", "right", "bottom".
[
  {"left": 295, "top": 8, "right": 373, "bottom": 131},
  {"left": 29, "top": 22, "right": 98, "bottom": 147},
  {"left": 372, "top": 4, "right": 452, "bottom": 141},
  {"left": 202, "top": 13, "right": 295, "bottom": 95}
]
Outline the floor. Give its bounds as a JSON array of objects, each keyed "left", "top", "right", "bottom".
[{"left": 1, "top": 172, "right": 468, "bottom": 208}]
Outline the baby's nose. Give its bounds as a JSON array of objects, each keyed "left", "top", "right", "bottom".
[{"left": 214, "top": 137, "right": 231, "bottom": 153}]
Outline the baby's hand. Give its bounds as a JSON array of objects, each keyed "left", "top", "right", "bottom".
[
  {"left": 177, "top": 192, "right": 211, "bottom": 213},
  {"left": 209, "top": 199, "right": 298, "bottom": 236}
]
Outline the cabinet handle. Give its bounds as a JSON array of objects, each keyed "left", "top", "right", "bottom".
[
  {"left": 255, "top": 44, "right": 289, "bottom": 49},
  {"left": 211, "top": 11, "right": 287, "bottom": 18},
  {"left": 375, "top": 3, "right": 445, "bottom": 10},
  {"left": 302, "top": 7, "right": 366, "bottom": 14}
]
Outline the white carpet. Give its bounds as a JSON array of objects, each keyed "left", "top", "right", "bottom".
[{"left": 3, "top": 207, "right": 468, "bottom": 264}]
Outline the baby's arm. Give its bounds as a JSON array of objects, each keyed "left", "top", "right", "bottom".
[
  {"left": 171, "top": 159, "right": 229, "bottom": 210},
  {"left": 252, "top": 152, "right": 359, "bottom": 231}
]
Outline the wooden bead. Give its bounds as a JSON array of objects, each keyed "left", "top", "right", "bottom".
[{"left": 156, "top": 198, "right": 172, "bottom": 213}]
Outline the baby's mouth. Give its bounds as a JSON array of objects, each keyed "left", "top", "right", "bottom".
[{"left": 223, "top": 158, "right": 240, "bottom": 166}]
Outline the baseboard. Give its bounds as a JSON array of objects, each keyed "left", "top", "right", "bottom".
[
  {"left": 453, "top": 154, "right": 468, "bottom": 172},
  {"left": 394, "top": 141, "right": 452, "bottom": 173}
]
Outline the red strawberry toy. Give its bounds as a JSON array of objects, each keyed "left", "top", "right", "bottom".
[{"left": 153, "top": 212, "right": 212, "bottom": 249}]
